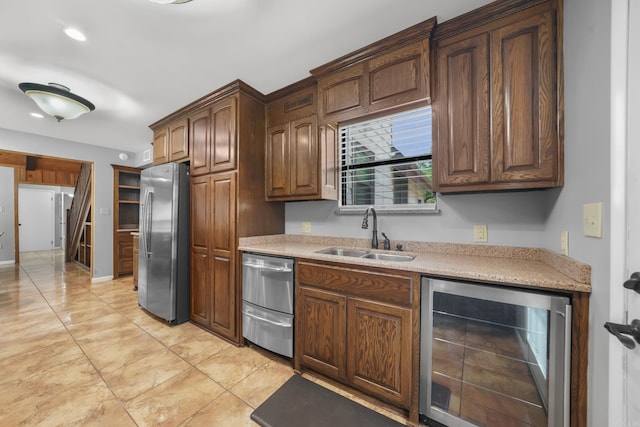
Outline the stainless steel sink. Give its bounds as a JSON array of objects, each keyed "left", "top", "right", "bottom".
[
  {"left": 315, "top": 247, "right": 370, "bottom": 257},
  {"left": 361, "top": 253, "right": 415, "bottom": 262}
]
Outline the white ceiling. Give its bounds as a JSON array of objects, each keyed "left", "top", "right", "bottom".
[{"left": 0, "top": 0, "right": 492, "bottom": 153}]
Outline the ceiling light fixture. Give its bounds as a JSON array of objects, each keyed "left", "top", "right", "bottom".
[
  {"left": 149, "top": 0, "right": 192, "bottom": 4},
  {"left": 18, "top": 82, "right": 95, "bottom": 122},
  {"left": 30, "top": 112, "right": 44, "bottom": 119}
]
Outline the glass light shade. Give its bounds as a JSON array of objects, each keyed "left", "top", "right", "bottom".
[{"left": 19, "top": 82, "right": 95, "bottom": 122}]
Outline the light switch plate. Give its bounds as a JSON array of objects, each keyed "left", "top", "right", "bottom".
[
  {"left": 583, "top": 203, "right": 603, "bottom": 238},
  {"left": 301, "top": 221, "right": 312, "bottom": 234},
  {"left": 560, "top": 230, "right": 569, "bottom": 256},
  {"left": 473, "top": 224, "right": 488, "bottom": 243}
]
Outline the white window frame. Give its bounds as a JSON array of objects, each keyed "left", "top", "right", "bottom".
[{"left": 337, "top": 106, "right": 438, "bottom": 215}]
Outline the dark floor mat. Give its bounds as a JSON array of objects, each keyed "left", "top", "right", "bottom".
[{"left": 251, "top": 375, "right": 404, "bottom": 427}]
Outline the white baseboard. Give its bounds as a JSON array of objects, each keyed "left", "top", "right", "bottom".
[
  {"left": 92, "top": 275, "right": 114, "bottom": 283},
  {"left": 0, "top": 259, "right": 16, "bottom": 266}
]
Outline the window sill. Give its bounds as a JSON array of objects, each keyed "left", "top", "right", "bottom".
[{"left": 334, "top": 206, "right": 440, "bottom": 215}]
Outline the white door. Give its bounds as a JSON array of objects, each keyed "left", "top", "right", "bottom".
[
  {"left": 610, "top": 0, "right": 640, "bottom": 425},
  {"left": 625, "top": 0, "right": 640, "bottom": 421},
  {"left": 18, "top": 188, "right": 55, "bottom": 252}
]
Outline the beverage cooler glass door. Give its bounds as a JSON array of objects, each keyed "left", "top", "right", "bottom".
[{"left": 419, "top": 278, "right": 571, "bottom": 427}]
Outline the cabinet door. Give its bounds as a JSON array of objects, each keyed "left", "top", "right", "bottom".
[
  {"left": 190, "top": 175, "right": 211, "bottom": 327},
  {"left": 319, "top": 123, "right": 339, "bottom": 200},
  {"left": 169, "top": 118, "right": 189, "bottom": 162},
  {"left": 318, "top": 64, "right": 366, "bottom": 124},
  {"left": 210, "top": 96, "right": 237, "bottom": 173},
  {"left": 152, "top": 128, "right": 169, "bottom": 165},
  {"left": 190, "top": 108, "right": 211, "bottom": 176},
  {"left": 210, "top": 172, "right": 237, "bottom": 340},
  {"left": 347, "top": 298, "right": 412, "bottom": 408},
  {"left": 368, "top": 39, "right": 431, "bottom": 113},
  {"left": 297, "top": 286, "right": 347, "bottom": 381},
  {"left": 117, "top": 231, "right": 134, "bottom": 275},
  {"left": 266, "top": 123, "right": 290, "bottom": 198},
  {"left": 434, "top": 33, "right": 490, "bottom": 189},
  {"left": 290, "top": 115, "right": 318, "bottom": 196},
  {"left": 491, "top": 8, "right": 557, "bottom": 184}
]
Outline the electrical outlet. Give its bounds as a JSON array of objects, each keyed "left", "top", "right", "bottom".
[
  {"left": 0, "top": 243, "right": 3, "bottom": 250},
  {"left": 560, "top": 230, "right": 569, "bottom": 256},
  {"left": 301, "top": 221, "right": 312, "bottom": 233},
  {"left": 583, "top": 203, "right": 603, "bottom": 238},
  {"left": 473, "top": 224, "right": 488, "bottom": 243}
]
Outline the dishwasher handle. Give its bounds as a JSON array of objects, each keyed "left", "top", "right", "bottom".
[
  {"left": 243, "top": 310, "right": 292, "bottom": 327},
  {"left": 242, "top": 262, "right": 292, "bottom": 273}
]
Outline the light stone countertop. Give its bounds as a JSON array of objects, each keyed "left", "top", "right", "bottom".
[{"left": 238, "top": 234, "right": 591, "bottom": 293}]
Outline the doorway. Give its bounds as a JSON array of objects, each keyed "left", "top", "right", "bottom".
[{"left": 18, "top": 188, "right": 55, "bottom": 252}]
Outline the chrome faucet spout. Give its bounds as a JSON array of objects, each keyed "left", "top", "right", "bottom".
[{"left": 361, "top": 207, "right": 378, "bottom": 249}]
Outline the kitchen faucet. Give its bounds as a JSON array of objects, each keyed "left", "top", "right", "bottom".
[{"left": 361, "top": 207, "right": 378, "bottom": 249}]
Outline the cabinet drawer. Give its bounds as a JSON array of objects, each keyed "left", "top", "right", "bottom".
[{"left": 297, "top": 262, "right": 413, "bottom": 307}]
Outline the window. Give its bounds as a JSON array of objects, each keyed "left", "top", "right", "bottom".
[{"left": 339, "top": 106, "right": 435, "bottom": 211}]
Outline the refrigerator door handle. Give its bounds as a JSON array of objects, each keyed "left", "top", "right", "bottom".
[
  {"left": 139, "top": 186, "right": 147, "bottom": 257},
  {"left": 140, "top": 186, "right": 153, "bottom": 258},
  {"left": 144, "top": 188, "right": 153, "bottom": 257}
]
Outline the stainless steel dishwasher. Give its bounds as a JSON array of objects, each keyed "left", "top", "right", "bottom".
[{"left": 241, "top": 253, "right": 294, "bottom": 358}]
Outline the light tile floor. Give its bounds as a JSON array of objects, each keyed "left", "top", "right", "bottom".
[{"left": 0, "top": 250, "right": 408, "bottom": 426}]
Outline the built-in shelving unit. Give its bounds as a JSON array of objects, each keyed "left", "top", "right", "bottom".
[{"left": 112, "top": 165, "right": 141, "bottom": 279}]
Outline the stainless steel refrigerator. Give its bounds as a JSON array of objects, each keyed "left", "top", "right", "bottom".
[{"left": 138, "top": 162, "right": 190, "bottom": 324}]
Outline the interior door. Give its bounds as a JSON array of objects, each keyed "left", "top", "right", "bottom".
[
  {"left": 609, "top": 1, "right": 640, "bottom": 425},
  {"left": 625, "top": 0, "right": 640, "bottom": 421},
  {"left": 18, "top": 188, "right": 54, "bottom": 252}
]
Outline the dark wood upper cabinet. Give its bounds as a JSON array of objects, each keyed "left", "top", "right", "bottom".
[
  {"left": 266, "top": 123, "right": 290, "bottom": 198},
  {"left": 491, "top": 7, "right": 557, "bottom": 185},
  {"left": 317, "top": 64, "right": 366, "bottom": 124},
  {"left": 168, "top": 118, "right": 189, "bottom": 162},
  {"left": 210, "top": 96, "right": 237, "bottom": 173},
  {"left": 434, "top": 33, "right": 491, "bottom": 187},
  {"left": 312, "top": 19, "right": 436, "bottom": 125},
  {"left": 152, "top": 128, "right": 168, "bottom": 165},
  {"left": 152, "top": 118, "right": 189, "bottom": 165},
  {"left": 265, "top": 83, "right": 337, "bottom": 201},
  {"left": 189, "top": 108, "right": 211, "bottom": 176},
  {"left": 433, "top": 0, "right": 562, "bottom": 192}
]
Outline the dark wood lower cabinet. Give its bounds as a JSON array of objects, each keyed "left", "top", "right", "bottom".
[
  {"left": 295, "top": 261, "right": 419, "bottom": 417},
  {"left": 297, "top": 287, "right": 347, "bottom": 381},
  {"left": 347, "top": 298, "right": 412, "bottom": 408}
]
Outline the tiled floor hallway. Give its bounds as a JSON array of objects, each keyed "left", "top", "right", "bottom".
[{"left": 0, "top": 250, "right": 407, "bottom": 426}]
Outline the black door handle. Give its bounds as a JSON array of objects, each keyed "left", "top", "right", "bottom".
[
  {"left": 624, "top": 272, "right": 640, "bottom": 294},
  {"left": 604, "top": 319, "right": 640, "bottom": 349}
]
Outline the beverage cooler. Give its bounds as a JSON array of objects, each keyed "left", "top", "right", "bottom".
[{"left": 419, "top": 277, "right": 571, "bottom": 427}]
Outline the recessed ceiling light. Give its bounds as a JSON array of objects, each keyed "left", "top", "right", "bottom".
[
  {"left": 64, "top": 27, "right": 86, "bottom": 42},
  {"left": 30, "top": 112, "right": 44, "bottom": 119}
]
